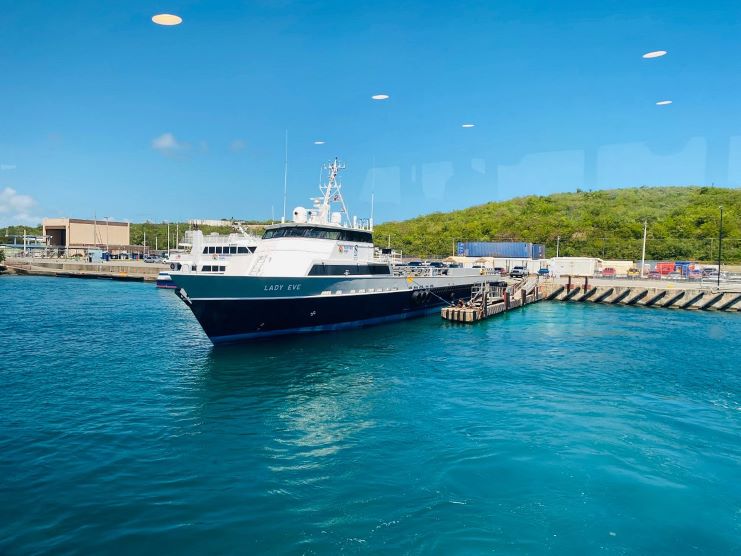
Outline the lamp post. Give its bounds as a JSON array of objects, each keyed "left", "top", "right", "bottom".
[
  {"left": 717, "top": 206, "right": 723, "bottom": 287},
  {"left": 556, "top": 236, "right": 560, "bottom": 257}
]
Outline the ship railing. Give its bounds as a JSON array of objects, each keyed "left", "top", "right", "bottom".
[
  {"left": 374, "top": 249, "right": 403, "bottom": 266},
  {"left": 391, "top": 266, "right": 453, "bottom": 278}
]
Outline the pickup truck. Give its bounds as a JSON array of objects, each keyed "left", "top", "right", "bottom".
[{"left": 510, "top": 266, "right": 527, "bottom": 278}]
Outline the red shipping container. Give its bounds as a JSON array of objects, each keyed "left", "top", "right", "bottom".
[{"left": 655, "top": 262, "right": 675, "bottom": 275}]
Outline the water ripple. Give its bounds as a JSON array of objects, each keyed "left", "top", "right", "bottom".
[{"left": 1, "top": 277, "right": 739, "bottom": 554}]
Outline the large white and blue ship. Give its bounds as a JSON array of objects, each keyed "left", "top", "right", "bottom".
[{"left": 170, "top": 159, "right": 502, "bottom": 343}]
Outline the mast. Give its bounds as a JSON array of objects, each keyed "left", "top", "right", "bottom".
[
  {"left": 317, "top": 158, "right": 350, "bottom": 226},
  {"left": 282, "top": 130, "right": 288, "bottom": 223},
  {"left": 371, "top": 155, "right": 376, "bottom": 230}
]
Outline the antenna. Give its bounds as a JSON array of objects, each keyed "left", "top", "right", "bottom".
[
  {"left": 370, "top": 155, "right": 376, "bottom": 230},
  {"left": 281, "top": 129, "right": 288, "bottom": 223}
]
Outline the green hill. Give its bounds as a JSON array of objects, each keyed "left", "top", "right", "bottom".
[{"left": 374, "top": 186, "right": 741, "bottom": 262}]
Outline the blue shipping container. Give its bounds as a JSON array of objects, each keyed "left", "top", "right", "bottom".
[
  {"left": 456, "top": 241, "right": 539, "bottom": 258},
  {"left": 531, "top": 244, "right": 545, "bottom": 260}
]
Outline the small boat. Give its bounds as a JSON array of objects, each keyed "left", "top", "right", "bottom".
[
  {"left": 156, "top": 225, "right": 260, "bottom": 287},
  {"left": 156, "top": 271, "right": 176, "bottom": 289}
]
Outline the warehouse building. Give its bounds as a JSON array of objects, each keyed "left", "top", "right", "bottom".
[{"left": 42, "top": 218, "right": 131, "bottom": 255}]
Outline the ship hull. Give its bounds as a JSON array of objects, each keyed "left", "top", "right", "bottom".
[{"left": 170, "top": 274, "right": 501, "bottom": 344}]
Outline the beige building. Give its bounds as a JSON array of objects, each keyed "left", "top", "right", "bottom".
[{"left": 43, "top": 218, "right": 130, "bottom": 252}]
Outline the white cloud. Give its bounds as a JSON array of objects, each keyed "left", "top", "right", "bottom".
[
  {"left": 0, "top": 187, "right": 40, "bottom": 226},
  {"left": 152, "top": 132, "right": 186, "bottom": 155}
]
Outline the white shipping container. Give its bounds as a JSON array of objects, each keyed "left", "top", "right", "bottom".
[{"left": 549, "top": 257, "right": 601, "bottom": 277}]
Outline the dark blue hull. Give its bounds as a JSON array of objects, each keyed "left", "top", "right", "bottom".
[{"left": 182, "top": 283, "right": 478, "bottom": 344}]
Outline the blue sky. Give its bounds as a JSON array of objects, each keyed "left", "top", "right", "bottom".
[{"left": 1, "top": 0, "right": 740, "bottom": 226}]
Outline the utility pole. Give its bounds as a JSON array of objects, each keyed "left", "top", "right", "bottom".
[
  {"left": 718, "top": 206, "right": 723, "bottom": 287},
  {"left": 143, "top": 230, "right": 147, "bottom": 257},
  {"left": 640, "top": 220, "right": 647, "bottom": 278},
  {"left": 167, "top": 222, "right": 170, "bottom": 254},
  {"left": 104, "top": 216, "right": 110, "bottom": 253},
  {"left": 176, "top": 223, "right": 179, "bottom": 249},
  {"left": 556, "top": 236, "right": 560, "bottom": 257}
]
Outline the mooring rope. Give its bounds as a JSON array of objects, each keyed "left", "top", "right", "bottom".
[{"left": 405, "top": 274, "right": 501, "bottom": 307}]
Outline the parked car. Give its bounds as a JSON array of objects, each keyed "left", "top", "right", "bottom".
[
  {"left": 666, "top": 271, "right": 685, "bottom": 280},
  {"left": 627, "top": 267, "right": 640, "bottom": 278},
  {"left": 493, "top": 267, "right": 507, "bottom": 276},
  {"left": 537, "top": 268, "right": 550, "bottom": 276},
  {"left": 510, "top": 266, "right": 527, "bottom": 278},
  {"left": 648, "top": 270, "right": 662, "bottom": 279},
  {"left": 601, "top": 267, "right": 616, "bottom": 278},
  {"left": 144, "top": 255, "right": 159, "bottom": 263},
  {"left": 688, "top": 269, "right": 703, "bottom": 280},
  {"left": 703, "top": 269, "right": 727, "bottom": 281}
]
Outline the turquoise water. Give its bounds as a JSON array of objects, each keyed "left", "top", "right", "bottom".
[{"left": 1, "top": 275, "right": 739, "bottom": 554}]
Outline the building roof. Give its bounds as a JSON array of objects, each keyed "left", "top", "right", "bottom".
[{"left": 43, "top": 217, "right": 129, "bottom": 227}]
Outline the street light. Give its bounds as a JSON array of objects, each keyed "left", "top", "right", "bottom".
[{"left": 718, "top": 206, "right": 723, "bottom": 287}]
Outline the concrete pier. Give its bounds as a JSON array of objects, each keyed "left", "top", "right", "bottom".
[
  {"left": 444, "top": 276, "right": 741, "bottom": 325},
  {"left": 3, "top": 258, "right": 165, "bottom": 282},
  {"left": 543, "top": 277, "right": 741, "bottom": 312}
]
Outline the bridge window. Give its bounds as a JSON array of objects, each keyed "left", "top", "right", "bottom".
[
  {"left": 263, "top": 226, "right": 372, "bottom": 243},
  {"left": 308, "top": 264, "right": 391, "bottom": 276}
]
